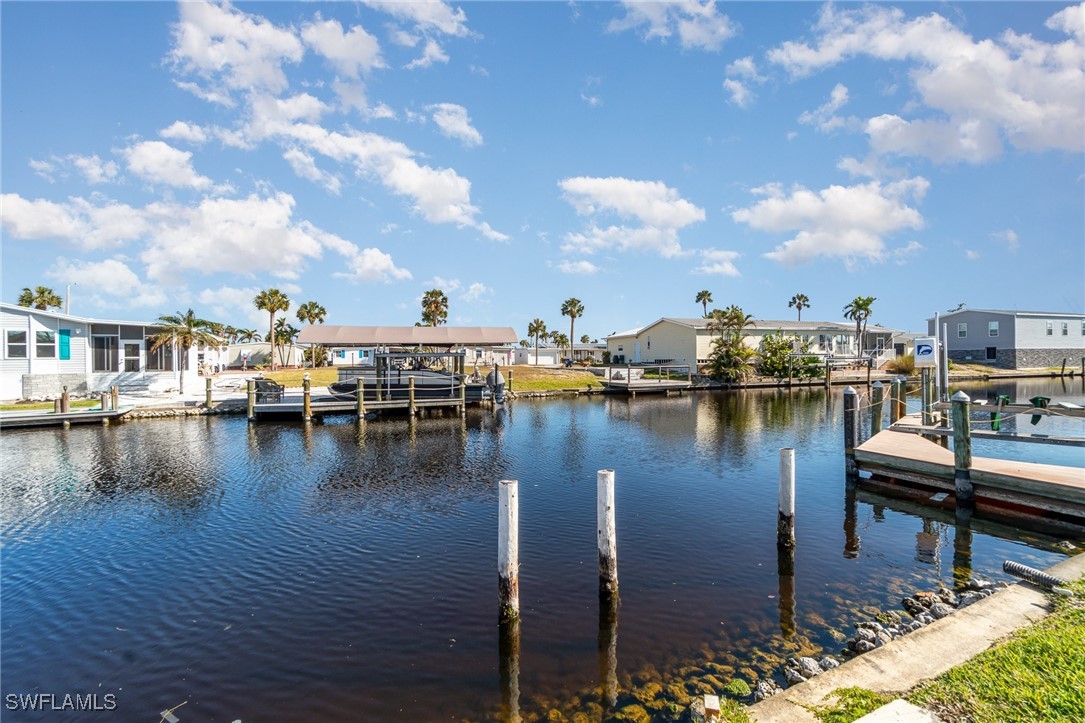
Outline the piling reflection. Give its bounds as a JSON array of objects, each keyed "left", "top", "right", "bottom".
[
  {"left": 843, "top": 480, "right": 861, "bottom": 559},
  {"left": 498, "top": 618, "right": 521, "bottom": 722},
  {"left": 776, "top": 544, "right": 796, "bottom": 639},
  {"left": 598, "top": 591, "right": 619, "bottom": 710}
]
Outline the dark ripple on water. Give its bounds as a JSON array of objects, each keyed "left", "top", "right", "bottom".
[{"left": 1, "top": 383, "right": 1081, "bottom": 720}]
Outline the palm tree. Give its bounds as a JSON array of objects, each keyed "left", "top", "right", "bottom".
[
  {"left": 843, "top": 296, "right": 876, "bottom": 356},
  {"left": 148, "top": 309, "right": 218, "bottom": 395},
  {"left": 580, "top": 334, "right": 590, "bottom": 344},
  {"left": 296, "top": 300, "right": 327, "bottom": 326},
  {"left": 550, "top": 331, "right": 570, "bottom": 357},
  {"left": 254, "top": 288, "right": 290, "bottom": 371},
  {"left": 236, "top": 329, "right": 261, "bottom": 343},
  {"left": 274, "top": 318, "right": 300, "bottom": 367},
  {"left": 17, "top": 286, "right": 63, "bottom": 311},
  {"left": 561, "top": 298, "right": 584, "bottom": 360},
  {"left": 695, "top": 290, "right": 713, "bottom": 318},
  {"left": 421, "top": 289, "right": 448, "bottom": 326},
  {"left": 788, "top": 293, "right": 810, "bottom": 321},
  {"left": 527, "top": 319, "right": 547, "bottom": 365}
]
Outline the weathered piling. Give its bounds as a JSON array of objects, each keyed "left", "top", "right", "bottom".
[
  {"left": 408, "top": 375, "right": 416, "bottom": 416},
  {"left": 951, "top": 391, "right": 974, "bottom": 506},
  {"left": 597, "top": 469, "right": 618, "bottom": 594},
  {"left": 893, "top": 375, "right": 907, "bottom": 422},
  {"left": 61, "top": 386, "right": 70, "bottom": 414},
  {"left": 111, "top": 385, "right": 119, "bottom": 412},
  {"left": 498, "top": 479, "right": 520, "bottom": 622},
  {"left": 870, "top": 381, "right": 885, "bottom": 436},
  {"left": 920, "top": 368, "right": 935, "bottom": 426},
  {"left": 598, "top": 585, "right": 619, "bottom": 710},
  {"left": 843, "top": 386, "right": 859, "bottom": 479},
  {"left": 508, "top": 369, "right": 514, "bottom": 392},
  {"left": 777, "top": 448, "right": 796, "bottom": 549},
  {"left": 205, "top": 377, "right": 213, "bottom": 408},
  {"left": 355, "top": 377, "right": 365, "bottom": 418},
  {"left": 246, "top": 379, "right": 256, "bottom": 421},
  {"left": 499, "top": 617, "right": 521, "bottom": 722},
  {"left": 53, "top": 398, "right": 62, "bottom": 414},
  {"left": 888, "top": 378, "right": 900, "bottom": 424},
  {"left": 302, "top": 376, "right": 312, "bottom": 422},
  {"left": 459, "top": 378, "right": 466, "bottom": 416},
  {"left": 100, "top": 392, "right": 111, "bottom": 411},
  {"left": 824, "top": 360, "right": 832, "bottom": 389}
]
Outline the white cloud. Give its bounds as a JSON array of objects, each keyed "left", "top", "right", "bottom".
[
  {"left": 335, "top": 247, "right": 412, "bottom": 283},
  {"left": 726, "top": 56, "right": 762, "bottom": 80},
  {"left": 160, "top": 120, "right": 209, "bottom": 144},
  {"left": 460, "top": 282, "right": 492, "bottom": 302},
  {"left": 991, "top": 228, "right": 1020, "bottom": 251},
  {"left": 731, "top": 178, "right": 929, "bottom": 266},
  {"left": 365, "top": 0, "right": 471, "bottom": 38},
  {"left": 1, "top": 194, "right": 148, "bottom": 249},
  {"left": 45, "top": 257, "right": 167, "bottom": 309},
  {"left": 405, "top": 38, "right": 449, "bottom": 69},
  {"left": 198, "top": 285, "right": 266, "bottom": 327},
  {"left": 692, "top": 249, "right": 741, "bottom": 276},
  {"left": 559, "top": 176, "right": 704, "bottom": 258},
  {"left": 556, "top": 259, "right": 600, "bottom": 275},
  {"left": 283, "top": 147, "right": 341, "bottom": 195},
  {"left": 965, "top": 249, "right": 980, "bottom": 261},
  {"left": 723, "top": 78, "right": 753, "bottom": 108},
  {"left": 581, "top": 93, "right": 603, "bottom": 107},
  {"left": 423, "top": 276, "right": 461, "bottom": 292},
  {"left": 608, "top": 0, "right": 736, "bottom": 51},
  {"left": 427, "top": 103, "right": 483, "bottom": 146},
  {"left": 29, "top": 158, "right": 58, "bottom": 182},
  {"left": 768, "top": 3, "right": 1085, "bottom": 161},
  {"left": 169, "top": 0, "right": 303, "bottom": 98},
  {"left": 122, "top": 140, "right": 212, "bottom": 189},
  {"left": 798, "top": 83, "right": 851, "bottom": 132},
  {"left": 27, "top": 154, "right": 118, "bottom": 185},
  {"left": 302, "top": 14, "right": 384, "bottom": 78}
]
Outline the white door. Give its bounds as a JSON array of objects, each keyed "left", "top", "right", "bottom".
[{"left": 633, "top": 341, "right": 642, "bottom": 363}]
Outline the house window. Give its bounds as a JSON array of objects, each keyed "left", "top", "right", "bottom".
[
  {"left": 124, "top": 343, "right": 141, "bottom": 372},
  {"left": 6, "top": 330, "right": 27, "bottom": 358},
  {"left": 36, "top": 331, "right": 56, "bottom": 358},
  {"left": 647, "top": 336, "right": 651, "bottom": 350},
  {"left": 986, "top": 347, "right": 997, "bottom": 361},
  {"left": 957, "top": 323, "right": 967, "bottom": 338},
  {"left": 1046, "top": 321, "right": 1053, "bottom": 336},
  {"left": 1062, "top": 322, "right": 1069, "bottom": 336},
  {"left": 93, "top": 336, "right": 118, "bottom": 372},
  {"left": 146, "top": 337, "right": 173, "bottom": 371},
  {"left": 988, "top": 321, "right": 999, "bottom": 337}
]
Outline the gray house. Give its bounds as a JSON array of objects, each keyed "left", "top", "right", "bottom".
[{"left": 927, "top": 308, "right": 1085, "bottom": 369}]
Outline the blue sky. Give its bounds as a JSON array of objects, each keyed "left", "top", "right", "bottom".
[{"left": 2, "top": 1, "right": 1082, "bottom": 340}]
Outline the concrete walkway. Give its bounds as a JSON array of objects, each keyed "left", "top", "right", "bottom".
[{"left": 748, "top": 553, "right": 1085, "bottom": 722}]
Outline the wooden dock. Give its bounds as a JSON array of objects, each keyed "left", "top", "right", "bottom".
[
  {"left": 0, "top": 408, "right": 129, "bottom": 429},
  {"left": 854, "top": 425, "right": 1085, "bottom": 520},
  {"left": 600, "top": 364, "right": 694, "bottom": 395},
  {"left": 253, "top": 396, "right": 468, "bottom": 419}
]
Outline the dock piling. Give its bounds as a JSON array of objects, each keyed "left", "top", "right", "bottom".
[
  {"left": 302, "top": 375, "right": 312, "bottom": 422},
  {"left": 205, "top": 377, "right": 213, "bottom": 408},
  {"left": 355, "top": 377, "right": 365, "bottom": 418},
  {"left": 61, "top": 386, "right": 70, "bottom": 414},
  {"left": 459, "top": 378, "right": 466, "bottom": 416},
  {"left": 951, "top": 391, "right": 974, "bottom": 506},
  {"left": 246, "top": 379, "right": 256, "bottom": 421},
  {"left": 498, "top": 480, "right": 520, "bottom": 622},
  {"left": 843, "top": 386, "right": 859, "bottom": 479},
  {"left": 408, "top": 376, "right": 416, "bottom": 416},
  {"left": 871, "top": 381, "right": 885, "bottom": 436},
  {"left": 777, "top": 448, "right": 796, "bottom": 549},
  {"left": 54, "top": 398, "right": 62, "bottom": 414},
  {"left": 894, "top": 375, "right": 907, "bottom": 422},
  {"left": 111, "top": 386, "right": 119, "bottom": 412},
  {"left": 598, "top": 469, "right": 618, "bottom": 594},
  {"left": 101, "top": 392, "right": 111, "bottom": 411},
  {"left": 920, "top": 369, "right": 935, "bottom": 427}
]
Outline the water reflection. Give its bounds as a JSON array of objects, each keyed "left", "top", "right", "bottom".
[
  {"left": 598, "top": 591, "right": 619, "bottom": 710},
  {"left": 776, "top": 544, "right": 796, "bottom": 639},
  {"left": 498, "top": 618, "right": 520, "bottom": 722}
]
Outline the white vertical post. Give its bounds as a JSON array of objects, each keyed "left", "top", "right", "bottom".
[
  {"left": 498, "top": 480, "right": 520, "bottom": 622},
  {"left": 778, "top": 448, "right": 796, "bottom": 548},
  {"left": 597, "top": 469, "right": 618, "bottom": 594}
]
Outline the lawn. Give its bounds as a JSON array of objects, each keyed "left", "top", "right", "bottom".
[
  {"left": 261, "top": 365, "right": 603, "bottom": 392},
  {"left": 0, "top": 399, "right": 101, "bottom": 412}
]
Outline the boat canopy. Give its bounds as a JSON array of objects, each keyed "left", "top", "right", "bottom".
[{"left": 298, "top": 325, "right": 518, "bottom": 347}]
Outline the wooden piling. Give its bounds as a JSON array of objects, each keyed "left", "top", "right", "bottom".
[
  {"left": 101, "top": 392, "right": 111, "bottom": 411},
  {"left": 824, "top": 359, "right": 831, "bottom": 388},
  {"left": 598, "top": 589, "right": 619, "bottom": 710},
  {"left": 61, "top": 386, "right": 70, "bottom": 414},
  {"left": 111, "top": 385, "right": 119, "bottom": 412},
  {"left": 1061, "top": 358, "right": 1067, "bottom": 377},
  {"left": 499, "top": 618, "right": 521, "bottom": 722},
  {"left": 951, "top": 391, "right": 974, "bottom": 505},
  {"left": 53, "top": 398, "right": 62, "bottom": 414},
  {"left": 508, "top": 369, "right": 513, "bottom": 392},
  {"left": 355, "top": 377, "right": 365, "bottom": 418},
  {"left": 375, "top": 356, "right": 383, "bottom": 402},
  {"left": 247, "top": 379, "right": 256, "bottom": 421},
  {"left": 870, "top": 381, "right": 885, "bottom": 436},
  {"left": 888, "top": 378, "right": 900, "bottom": 424},
  {"left": 498, "top": 480, "right": 520, "bottom": 622},
  {"left": 302, "top": 377, "right": 312, "bottom": 422},
  {"left": 777, "top": 448, "right": 796, "bottom": 549},
  {"left": 598, "top": 469, "right": 618, "bottom": 594},
  {"left": 920, "top": 368, "right": 935, "bottom": 426},
  {"left": 205, "top": 377, "right": 213, "bottom": 408},
  {"left": 459, "top": 378, "right": 467, "bottom": 416},
  {"left": 408, "top": 376, "right": 416, "bottom": 416},
  {"left": 843, "top": 386, "right": 859, "bottom": 479}
]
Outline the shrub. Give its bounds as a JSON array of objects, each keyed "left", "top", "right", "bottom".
[{"left": 886, "top": 354, "right": 915, "bottom": 375}]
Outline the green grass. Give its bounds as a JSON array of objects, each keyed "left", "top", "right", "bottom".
[
  {"left": 810, "top": 687, "right": 894, "bottom": 723},
  {"left": 0, "top": 399, "right": 100, "bottom": 412},
  {"left": 908, "top": 577, "right": 1085, "bottom": 723}
]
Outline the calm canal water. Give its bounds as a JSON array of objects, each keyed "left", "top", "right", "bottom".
[{"left": 2, "top": 379, "right": 1083, "bottom": 721}]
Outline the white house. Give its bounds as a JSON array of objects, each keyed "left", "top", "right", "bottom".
[
  {"left": 606, "top": 318, "right": 901, "bottom": 368},
  {"left": 1, "top": 302, "right": 202, "bottom": 400},
  {"left": 226, "top": 341, "right": 305, "bottom": 369},
  {"left": 928, "top": 308, "right": 1085, "bottom": 369}
]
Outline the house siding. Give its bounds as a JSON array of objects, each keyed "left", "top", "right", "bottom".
[{"left": 934, "top": 310, "right": 1083, "bottom": 369}]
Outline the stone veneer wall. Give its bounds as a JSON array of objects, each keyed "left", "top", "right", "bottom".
[
  {"left": 950, "top": 347, "right": 1082, "bottom": 370},
  {"left": 21, "top": 374, "right": 89, "bottom": 400},
  {"left": 948, "top": 349, "right": 1015, "bottom": 368}
]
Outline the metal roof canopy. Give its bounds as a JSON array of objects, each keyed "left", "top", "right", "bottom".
[{"left": 298, "top": 325, "right": 518, "bottom": 347}]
